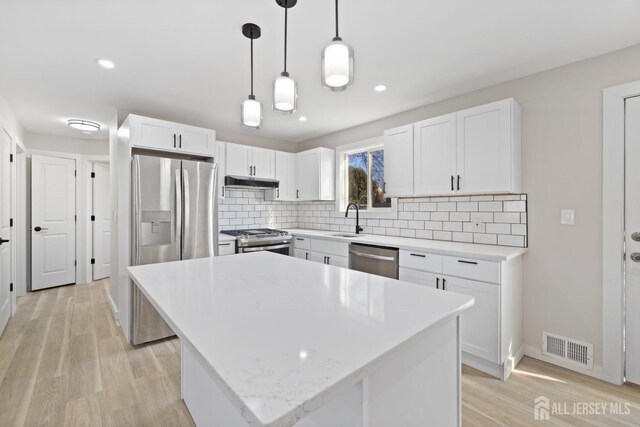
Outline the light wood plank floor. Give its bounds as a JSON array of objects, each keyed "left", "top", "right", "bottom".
[{"left": 0, "top": 281, "right": 639, "bottom": 426}]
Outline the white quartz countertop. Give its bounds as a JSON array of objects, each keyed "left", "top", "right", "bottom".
[
  {"left": 128, "top": 252, "right": 473, "bottom": 427},
  {"left": 219, "top": 233, "right": 237, "bottom": 243},
  {"left": 285, "top": 228, "right": 527, "bottom": 261}
]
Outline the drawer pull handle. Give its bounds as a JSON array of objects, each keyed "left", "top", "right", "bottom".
[
  {"left": 219, "top": 243, "right": 231, "bottom": 246},
  {"left": 296, "top": 238, "right": 305, "bottom": 241},
  {"left": 458, "top": 260, "right": 478, "bottom": 265},
  {"left": 410, "top": 253, "right": 426, "bottom": 258}
]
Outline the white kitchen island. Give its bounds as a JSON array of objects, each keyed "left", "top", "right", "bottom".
[{"left": 128, "top": 252, "right": 474, "bottom": 427}]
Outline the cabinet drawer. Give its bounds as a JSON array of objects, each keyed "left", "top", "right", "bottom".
[
  {"left": 399, "top": 267, "right": 438, "bottom": 289},
  {"left": 310, "top": 239, "right": 348, "bottom": 257},
  {"left": 399, "top": 250, "right": 442, "bottom": 272},
  {"left": 293, "top": 236, "right": 311, "bottom": 250},
  {"left": 442, "top": 256, "right": 500, "bottom": 284},
  {"left": 218, "top": 241, "right": 235, "bottom": 256}
]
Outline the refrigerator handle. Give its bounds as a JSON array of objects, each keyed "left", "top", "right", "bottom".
[
  {"left": 133, "top": 156, "right": 142, "bottom": 265},
  {"left": 182, "top": 168, "right": 190, "bottom": 257},
  {"left": 175, "top": 168, "right": 182, "bottom": 256}
]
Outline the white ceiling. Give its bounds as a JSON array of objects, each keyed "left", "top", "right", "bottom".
[{"left": 1, "top": 0, "right": 639, "bottom": 143}]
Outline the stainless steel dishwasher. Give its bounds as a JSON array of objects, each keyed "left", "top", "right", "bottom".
[{"left": 349, "top": 243, "right": 399, "bottom": 279}]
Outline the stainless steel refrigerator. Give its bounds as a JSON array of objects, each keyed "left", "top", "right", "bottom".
[{"left": 131, "top": 154, "right": 218, "bottom": 345}]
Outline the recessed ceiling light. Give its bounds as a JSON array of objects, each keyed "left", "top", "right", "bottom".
[
  {"left": 374, "top": 84, "right": 387, "bottom": 92},
  {"left": 68, "top": 119, "right": 101, "bottom": 132},
  {"left": 97, "top": 59, "right": 115, "bottom": 69},
  {"left": 299, "top": 116, "right": 307, "bottom": 122}
]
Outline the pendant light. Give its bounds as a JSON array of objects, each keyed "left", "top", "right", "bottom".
[
  {"left": 241, "top": 23, "right": 262, "bottom": 129},
  {"left": 273, "top": 0, "right": 297, "bottom": 114},
  {"left": 321, "top": 0, "right": 354, "bottom": 91}
]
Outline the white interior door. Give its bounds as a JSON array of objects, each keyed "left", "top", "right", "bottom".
[
  {"left": 0, "top": 129, "right": 12, "bottom": 334},
  {"left": 625, "top": 95, "right": 640, "bottom": 385},
  {"left": 31, "top": 155, "right": 76, "bottom": 290},
  {"left": 92, "top": 163, "right": 110, "bottom": 280}
]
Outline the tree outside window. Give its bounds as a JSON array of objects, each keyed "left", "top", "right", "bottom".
[{"left": 347, "top": 147, "right": 391, "bottom": 211}]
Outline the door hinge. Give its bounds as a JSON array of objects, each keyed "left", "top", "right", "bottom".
[
  {"left": 91, "top": 258, "right": 95, "bottom": 265},
  {"left": 74, "top": 260, "right": 77, "bottom": 266},
  {"left": 90, "top": 172, "right": 95, "bottom": 178},
  {"left": 75, "top": 214, "right": 77, "bottom": 222},
  {"left": 75, "top": 170, "right": 77, "bottom": 177},
  {"left": 9, "top": 283, "right": 13, "bottom": 292},
  {"left": 9, "top": 154, "right": 13, "bottom": 163},
  {"left": 91, "top": 215, "right": 95, "bottom": 221},
  {"left": 9, "top": 218, "right": 13, "bottom": 227}
]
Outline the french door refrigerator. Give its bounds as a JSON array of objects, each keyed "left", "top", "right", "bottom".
[{"left": 131, "top": 154, "right": 218, "bottom": 345}]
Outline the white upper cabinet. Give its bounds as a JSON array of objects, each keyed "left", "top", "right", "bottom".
[
  {"left": 295, "top": 148, "right": 335, "bottom": 201},
  {"left": 128, "top": 115, "right": 216, "bottom": 157},
  {"left": 225, "top": 143, "right": 276, "bottom": 180},
  {"left": 383, "top": 124, "right": 414, "bottom": 197},
  {"left": 413, "top": 113, "right": 457, "bottom": 196},
  {"left": 382, "top": 98, "right": 521, "bottom": 197},
  {"left": 177, "top": 124, "right": 216, "bottom": 156},
  {"left": 456, "top": 99, "right": 520, "bottom": 194},
  {"left": 266, "top": 151, "right": 296, "bottom": 201},
  {"left": 251, "top": 147, "right": 276, "bottom": 180}
]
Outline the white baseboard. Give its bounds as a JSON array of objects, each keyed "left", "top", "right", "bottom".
[
  {"left": 108, "top": 294, "right": 118, "bottom": 319},
  {"left": 523, "top": 344, "right": 605, "bottom": 381}
]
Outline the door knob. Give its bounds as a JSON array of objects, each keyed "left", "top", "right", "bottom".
[
  {"left": 0, "top": 238, "right": 9, "bottom": 245},
  {"left": 631, "top": 253, "right": 640, "bottom": 262},
  {"left": 632, "top": 232, "right": 640, "bottom": 242},
  {"left": 34, "top": 226, "right": 48, "bottom": 232}
]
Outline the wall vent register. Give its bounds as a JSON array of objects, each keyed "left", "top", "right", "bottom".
[{"left": 542, "top": 331, "right": 593, "bottom": 370}]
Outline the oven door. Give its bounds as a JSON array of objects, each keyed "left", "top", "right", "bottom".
[{"left": 239, "top": 243, "right": 291, "bottom": 256}]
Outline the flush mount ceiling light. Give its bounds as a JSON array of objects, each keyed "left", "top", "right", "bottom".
[
  {"left": 321, "top": 0, "right": 354, "bottom": 92},
  {"left": 273, "top": 0, "right": 298, "bottom": 114},
  {"left": 68, "top": 119, "right": 100, "bottom": 132},
  {"left": 241, "top": 23, "right": 263, "bottom": 129},
  {"left": 97, "top": 59, "right": 115, "bottom": 69},
  {"left": 374, "top": 84, "right": 387, "bottom": 92}
]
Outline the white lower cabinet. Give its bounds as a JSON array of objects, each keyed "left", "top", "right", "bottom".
[
  {"left": 218, "top": 241, "right": 235, "bottom": 256},
  {"left": 292, "top": 236, "right": 348, "bottom": 267},
  {"left": 399, "top": 250, "right": 522, "bottom": 380},
  {"left": 294, "top": 248, "right": 310, "bottom": 261},
  {"left": 443, "top": 275, "right": 500, "bottom": 363},
  {"left": 309, "top": 252, "right": 348, "bottom": 267}
]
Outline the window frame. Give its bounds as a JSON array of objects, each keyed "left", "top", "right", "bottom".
[{"left": 335, "top": 136, "right": 398, "bottom": 219}]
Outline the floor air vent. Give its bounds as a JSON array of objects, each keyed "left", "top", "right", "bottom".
[{"left": 542, "top": 332, "right": 593, "bottom": 370}]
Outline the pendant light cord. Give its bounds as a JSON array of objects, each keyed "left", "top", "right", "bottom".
[
  {"left": 335, "top": 0, "right": 339, "bottom": 38},
  {"left": 250, "top": 36, "right": 254, "bottom": 96},
  {"left": 284, "top": 3, "right": 288, "bottom": 73}
]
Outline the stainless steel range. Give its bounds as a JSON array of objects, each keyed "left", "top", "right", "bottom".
[{"left": 220, "top": 228, "right": 292, "bottom": 255}]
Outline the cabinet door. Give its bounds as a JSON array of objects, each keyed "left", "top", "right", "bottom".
[
  {"left": 177, "top": 124, "right": 215, "bottom": 156},
  {"left": 251, "top": 147, "right": 276, "bottom": 179},
  {"left": 295, "top": 150, "right": 320, "bottom": 201},
  {"left": 309, "top": 251, "right": 326, "bottom": 264},
  {"left": 270, "top": 151, "right": 295, "bottom": 200},
  {"left": 132, "top": 116, "right": 177, "bottom": 151},
  {"left": 456, "top": 100, "right": 512, "bottom": 194},
  {"left": 413, "top": 114, "right": 457, "bottom": 196},
  {"left": 326, "top": 255, "right": 349, "bottom": 268},
  {"left": 443, "top": 275, "right": 500, "bottom": 363},
  {"left": 399, "top": 267, "right": 439, "bottom": 289},
  {"left": 226, "top": 143, "right": 251, "bottom": 177},
  {"left": 384, "top": 124, "right": 414, "bottom": 196},
  {"left": 293, "top": 249, "right": 310, "bottom": 261}
]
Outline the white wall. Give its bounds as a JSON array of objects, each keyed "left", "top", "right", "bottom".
[
  {"left": 25, "top": 132, "right": 108, "bottom": 155},
  {"left": 300, "top": 43, "right": 640, "bottom": 375}
]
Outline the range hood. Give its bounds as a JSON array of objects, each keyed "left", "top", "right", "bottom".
[{"left": 224, "top": 175, "right": 279, "bottom": 189}]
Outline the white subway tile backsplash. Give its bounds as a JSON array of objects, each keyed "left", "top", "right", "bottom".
[{"left": 219, "top": 190, "right": 527, "bottom": 248}]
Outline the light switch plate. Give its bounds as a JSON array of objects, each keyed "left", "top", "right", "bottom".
[{"left": 561, "top": 209, "right": 575, "bottom": 225}]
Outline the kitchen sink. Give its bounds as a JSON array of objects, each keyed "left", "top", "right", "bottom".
[{"left": 331, "top": 233, "right": 364, "bottom": 238}]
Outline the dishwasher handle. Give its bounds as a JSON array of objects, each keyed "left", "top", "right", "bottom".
[{"left": 349, "top": 250, "right": 396, "bottom": 262}]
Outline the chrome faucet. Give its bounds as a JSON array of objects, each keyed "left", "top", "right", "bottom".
[{"left": 345, "top": 203, "right": 364, "bottom": 234}]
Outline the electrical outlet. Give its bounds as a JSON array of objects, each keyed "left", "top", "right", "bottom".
[
  {"left": 469, "top": 215, "right": 485, "bottom": 233},
  {"left": 561, "top": 209, "right": 575, "bottom": 225}
]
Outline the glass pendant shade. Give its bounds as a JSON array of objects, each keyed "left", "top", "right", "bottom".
[
  {"left": 241, "top": 96, "right": 262, "bottom": 129},
  {"left": 322, "top": 38, "right": 354, "bottom": 91},
  {"left": 273, "top": 73, "right": 297, "bottom": 114}
]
